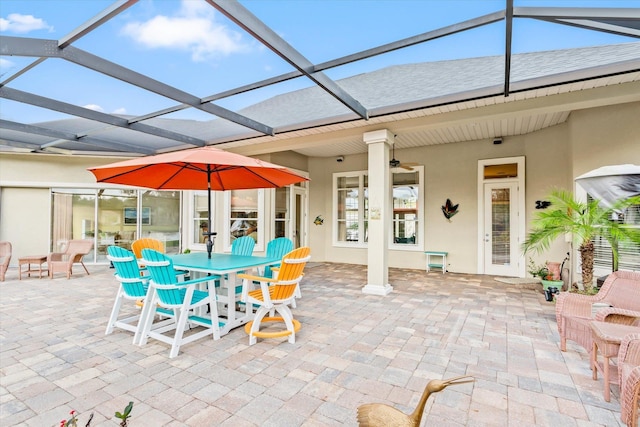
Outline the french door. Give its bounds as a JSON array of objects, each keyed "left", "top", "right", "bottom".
[{"left": 483, "top": 182, "right": 520, "bottom": 276}]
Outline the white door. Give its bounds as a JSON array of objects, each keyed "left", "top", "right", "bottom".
[{"left": 483, "top": 182, "right": 520, "bottom": 276}]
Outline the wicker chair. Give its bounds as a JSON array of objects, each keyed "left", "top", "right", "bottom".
[
  {"left": 555, "top": 270, "right": 640, "bottom": 352},
  {"left": 0, "top": 241, "right": 11, "bottom": 281},
  {"left": 47, "top": 239, "right": 93, "bottom": 279},
  {"left": 618, "top": 333, "right": 640, "bottom": 427}
]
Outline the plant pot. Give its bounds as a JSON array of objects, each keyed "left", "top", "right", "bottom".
[
  {"left": 541, "top": 279, "right": 563, "bottom": 291},
  {"left": 546, "top": 262, "right": 561, "bottom": 280}
]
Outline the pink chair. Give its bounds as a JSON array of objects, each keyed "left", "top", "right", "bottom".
[
  {"left": 47, "top": 240, "right": 93, "bottom": 279},
  {"left": 0, "top": 241, "right": 11, "bottom": 281},
  {"left": 555, "top": 270, "right": 640, "bottom": 352},
  {"left": 618, "top": 333, "right": 640, "bottom": 427}
]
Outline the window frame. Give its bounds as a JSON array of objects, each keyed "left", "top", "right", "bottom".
[
  {"left": 223, "top": 189, "right": 265, "bottom": 252},
  {"left": 589, "top": 195, "right": 640, "bottom": 274},
  {"left": 273, "top": 186, "right": 291, "bottom": 241},
  {"left": 333, "top": 170, "right": 368, "bottom": 247},
  {"left": 390, "top": 166, "right": 424, "bottom": 252},
  {"left": 332, "top": 166, "right": 424, "bottom": 250},
  {"left": 188, "top": 190, "right": 215, "bottom": 252}
]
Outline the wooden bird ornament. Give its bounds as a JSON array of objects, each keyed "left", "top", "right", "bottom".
[{"left": 357, "top": 375, "right": 474, "bottom": 427}]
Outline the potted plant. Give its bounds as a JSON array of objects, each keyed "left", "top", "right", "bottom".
[
  {"left": 540, "top": 273, "right": 563, "bottom": 292},
  {"left": 527, "top": 259, "right": 549, "bottom": 279},
  {"left": 527, "top": 259, "right": 560, "bottom": 292},
  {"left": 523, "top": 189, "right": 640, "bottom": 293}
]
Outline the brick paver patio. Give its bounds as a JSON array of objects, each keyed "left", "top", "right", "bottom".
[{"left": 0, "top": 263, "right": 625, "bottom": 426}]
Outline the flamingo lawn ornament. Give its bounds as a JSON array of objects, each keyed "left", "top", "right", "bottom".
[{"left": 357, "top": 375, "right": 474, "bottom": 427}]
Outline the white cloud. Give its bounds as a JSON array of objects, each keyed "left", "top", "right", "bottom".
[
  {"left": 120, "top": 0, "right": 247, "bottom": 62},
  {"left": 83, "top": 104, "right": 104, "bottom": 112},
  {"left": 0, "top": 58, "right": 15, "bottom": 70},
  {"left": 0, "top": 13, "right": 53, "bottom": 33},
  {"left": 112, "top": 107, "right": 127, "bottom": 115}
]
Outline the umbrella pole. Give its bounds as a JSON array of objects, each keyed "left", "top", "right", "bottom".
[{"left": 204, "top": 166, "right": 216, "bottom": 259}]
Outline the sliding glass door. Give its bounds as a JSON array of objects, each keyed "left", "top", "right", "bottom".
[{"left": 51, "top": 188, "right": 181, "bottom": 263}]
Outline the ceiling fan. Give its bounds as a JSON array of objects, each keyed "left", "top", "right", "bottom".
[{"left": 389, "top": 145, "right": 418, "bottom": 170}]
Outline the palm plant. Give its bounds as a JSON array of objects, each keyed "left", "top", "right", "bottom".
[{"left": 522, "top": 189, "right": 640, "bottom": 292}]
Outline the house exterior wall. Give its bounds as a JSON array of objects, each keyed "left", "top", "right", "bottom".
[
  {"left": 569, "top": 102, "right": 640, "bottom": 178},
  {"left": 306, "top": 101, "right": 639, "bottom": 274},
  {"left": 307, "top": 123, "right": 574, "bottom": 274},
  {"left": 1, "top": 101, "right": 638, "bottom": 274},
  {"left": 0, "top": 187, "right": 50, "bottom": 261},
  {"left": 0, "top": 155, "right": 126, "bottom": 260},
  {"left": 0, "top": 154, "right": 127, "bottom": 185}
]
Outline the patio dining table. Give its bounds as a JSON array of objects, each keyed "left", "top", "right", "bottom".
[{"left": 170, "top": 252, "right": 280, "bottom": 336}]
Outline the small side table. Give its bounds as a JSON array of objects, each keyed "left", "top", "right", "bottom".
[
  {"left": 18, "top": 255, "right": 47, "bottom": 280},
  {"left": 590, "top": 321, "right": 639, "bottom": 402},
  {"left": 424, "top": 251, "right": 447, "bottom": 274}
]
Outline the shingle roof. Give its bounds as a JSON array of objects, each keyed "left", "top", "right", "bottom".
[{"left": 1, "top": 29, "right": 639, "bottom": 157}]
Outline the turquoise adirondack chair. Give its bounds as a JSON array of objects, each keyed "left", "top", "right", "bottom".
[
  {"left": 214, "top": 236, "right": 256, "bottom": 292},
  {"left": 105, "top": 246, "right": 174, "bottom": 344},
  {"left": 264, "top": 237, "right": 293, "bottom": 278},
  {"left": 232, "top": 236, "right": 256, "bottom": 256},
  {"left": 139, "top": 249, "right": 221, "bottom": 358}
]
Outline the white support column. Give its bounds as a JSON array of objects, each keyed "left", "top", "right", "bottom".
[{"left": 362, "top": 129, "right": 393, "bottom": 296}]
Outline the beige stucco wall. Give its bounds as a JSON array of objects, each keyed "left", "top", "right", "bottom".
[
  {"left": 306, "top": 101, "right": 638, "bottom": 274},
  {"left": 264, "top": 151, "right": 309, "bottom": 173},
  {"left": 0, "top": 154, "right": 135, "bottom": 265},
  {"left": 569, "top": 102, "right": 640, "bottom": 179},
  {"left": 1, "top": 101, "right": 638, "bottom": 274},
  {"left": 0, "top": 187, "right": 51, "bottom": 261},
  {"left": 0, "top": 153, "right": 130, "bottom": 186},
  {"left": 308, "top": 125, "right": 575, "bottom": 274}
]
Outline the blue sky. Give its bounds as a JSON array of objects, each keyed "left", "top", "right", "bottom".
[{"left": 0, "top": 0, "right": 637, "bottom": 123}]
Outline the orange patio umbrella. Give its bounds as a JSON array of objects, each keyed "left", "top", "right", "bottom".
[{"left": 88, "top": 146, "right": 308, "bottom": 257}]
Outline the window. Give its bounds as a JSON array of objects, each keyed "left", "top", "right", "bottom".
[
  {"left": 51, "top": 188, "right": 180, "bottom": 263},
  {"left": 274, "top": 186, "right": 290, "bottom": 239},
  {"left": 97, "top": 189, "right": 137, "bottom": 261},
  {"left": 591, "top": 197, "right": 640, "bottom": 271},
  {"left": 140, "top": 191, "right": 180, "bottom": 254},
  {"left": 489, "top": 188, "right": 511, "bottom": 264},
  {"left": 225, "top": 189, "right": 264, "bottom": 251},
  {"left": 484, "top": 163, "right": 518, "bottom": 179},
  {"left": 392, "top": 171, "right": 420, "bottom": 246},
  {"left": 52, "top": 189, "right": 96, "bottom": 255},
  {"left": 333, "top": 167, "right": 423, "bottom": 248},
  {"left": 192, "top": 191, "right": 214, "bottom": 246},
  {"left": 335, "top": 172, "right": 368, "bottom": 245}
]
